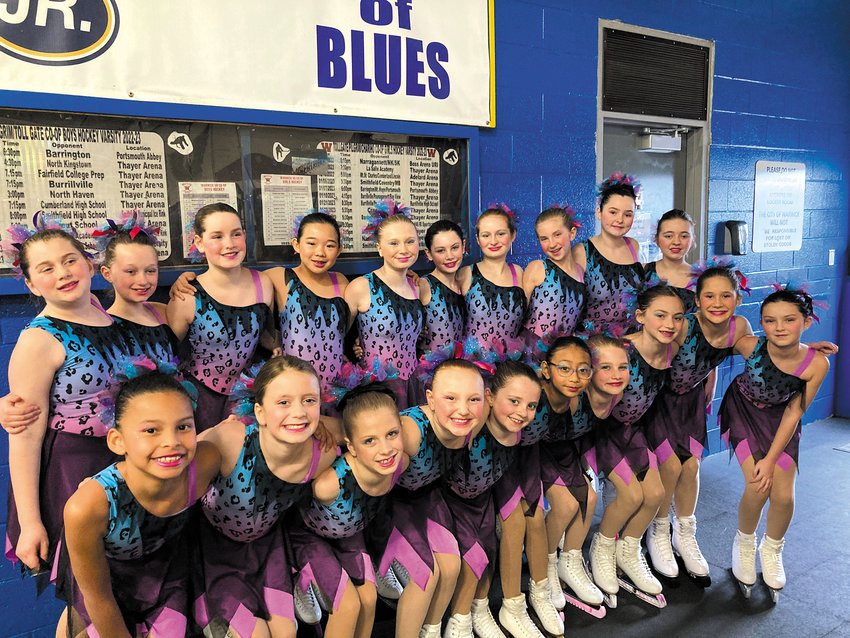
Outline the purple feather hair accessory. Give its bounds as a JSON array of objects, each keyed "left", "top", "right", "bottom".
[
  {"left": 1, "top": 212, "right": 80, "bottom": 279},
  {"left": 328, "top": 357, "right": 401, "bottom": 405},
  {"left": 101, "top": 355, "right": 195, "bottom": 425},
  {"left": 416, "top": 337, "right": 499, "bottom": 386},
  {"left": 688, "top": 256, "right": 751, "bottom": 294},
  {"left": 228, "top": 362, "right": 265, "bottom": 422},
  {"left": 622, "top": 272, "right": 665, "bottom": 315},
  {"left": 596, "top": 172, "right": 642, "bottom": 201},
  {"left": 769, "top": 281, "right": 828, "bottom": 323},
  {"left": 362, "top": 198, "right": 412, "bottom": 242},
  {"left": 547, "top": 202, "right": 582, "bottom": 229},
  {"left": 483, "top": 202, "right": 517, "bottom": 222},
  {"left": 91, "top": 210, "right": 161, "bottom": 256}
]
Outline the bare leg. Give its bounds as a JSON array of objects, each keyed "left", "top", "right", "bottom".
[
  {"left": 262, "top": 615, "right": 297, "bottom": 638},
  {"left": 425, "top": 552, "right": 461, "bottom": 625},
  {"left": 623, "top": 469, "right": 665, "bottom": 538},
  {"left": 324, "top": 580, "right": 362, "bottom": 638},
  {"left": 564, "top": 478, "right": 597, "bottom": 552},
  {"left": 765, "top": 461, "right": 797, "bottom": 539},
  {"left": 525, "top": 507, "right": 549, "bottom": 582},
  {"left": 395, "top": 563, "right": 439, "bottom": 638},
  {"left": 545, "top": 484, "right": 579, "bottom": 553},
  {"left": 499, "top": 503, "right": 527, "bottom": 598},
  {"left": 737, "top": 456, "right": 770, "bottom": 534},
  {"left": 450, "top": 561, "right": 484, "bottom": 616},
  {"left": 598, "top": 471, "right": 643, "bottom": 538},
  {"left": 658, "top": 454, "right": 683, "bottom": 518},
  {"left": 673, "top": 456, "right": 701, "bottom": 517},
  {"left": 354, "top": 582, "right": 377, "bottom": 638}
]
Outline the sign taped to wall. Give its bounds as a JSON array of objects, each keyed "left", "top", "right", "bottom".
[
  {"left": 752, "top": 160, "right": 805, "bottom": 253},
  {"left": 0, "top": 1, "right": 495, "bottom": 128}
]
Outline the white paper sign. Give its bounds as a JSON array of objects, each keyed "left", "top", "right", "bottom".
[
  {"left": 178, "top": 182, "right": 239, "bottom": 258},
  {"left": 0, "top": 124, "right": 171, "bottom": 261},
  {"left": 0, "top": 1, "right": 494, "bottom": 127},
  {"left": 260, "top": 174, "right": 313, "bottom": 246},
  {"left": 752, "top": 161, "right": 806, "bottom": 252}
]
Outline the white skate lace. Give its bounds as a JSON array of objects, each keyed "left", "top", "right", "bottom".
[
  {"left": 444, "top": 614, "right": 473, "bottom": 638},
  {"left": 376, "top": 566, "right": 403, "bottom": 599},
  {"left": 293, "top": 584, "right": 322, "bottom": 623},
  {"left": 762, "top": 539, "right": 785, "bottom": 573},
  {"left": 677, "top": 520, "right": 706, "bottom": 562},
  {"left": 529, "top": 583, "right": 563, "bottom": 634},
  {"left": 565, "top": 551, "right": 601, "bottom": 599},
  {"left": 652, "top": 520, "right": 676, "bottom": 563},
  {"left": 739, "top": 538, "right": 756, "bottom": 570},
  {"left": 500, "top": 602, "right": 542, "bottom": 638}
]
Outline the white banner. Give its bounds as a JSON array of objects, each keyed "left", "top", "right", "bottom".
[{"left": 0, "top": 1, "right": 494, "bottom": 128}]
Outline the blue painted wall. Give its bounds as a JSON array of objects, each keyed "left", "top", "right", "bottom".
[{"left": 1, "top": 1, "right": 848, "bottom": 635}]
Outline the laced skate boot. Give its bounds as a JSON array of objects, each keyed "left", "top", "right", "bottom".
[
  {"left": 293, "top": 584, "right": 322, "bottom": 625},
  {"left": 589, "top": 532, "right": 619, "bottom": 605},
  {"left": 443, "top": 612, "right": 473, "bottom": 638},
  {"left": 529, "top": 579, "right": 564, "bottom": 636},
  {"left": 420, "top": 623, "right": 442, "bottom": 638},
  {"left": 616, "top": 535, "right": 663, "bottom": 595},
  {"left": 672, "top": 515, "right": 710, "bottom": 585},
  {"left": 547, "top": 552, "right": 566, "bottom": 610},
  {"left": 646, "top": 516, "right": 679, "bottom": 578},
  {"left": 498, "top": 594, "right": 544, "bottom": 638},
  {"left": 759, "top": 534, "right": 786, "bottom": 601},
  {"left": 732, "top": 530, "right": 757, "bottom": 598},
  {"left": 376, "top": 566, "right": 404, "bottom": 600},
  {"left": 559, "top": 548, "right": 605, "bottom": 606},
  {"left": 472, "top": 598, "right": 507, "bottom": 638}
]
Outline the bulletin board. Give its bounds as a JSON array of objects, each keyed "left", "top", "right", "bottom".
[{"left": 0, "top": 108, "right": 469, "bottom": 274}]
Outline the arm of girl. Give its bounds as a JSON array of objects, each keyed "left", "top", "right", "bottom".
[
  {"left": 0, "top": 393, "right": 41, "bottom": 435},
  {"left": 417, "top": 275, "right": 432, "bottom": 306},
  {"left": 165, "top": 287, "right": 197, "bottom": 341},
  {"left": 63, "top": 481, "right": 131, "bottom": 638},
  {"left": 264, "top": 266, "right": 289, "bottom": 310},
  {"left": 168, "top": 271, "right": 198, "bottom": 301},
  {"left": 193, "top": 440, "right": 224, "bottom": 491},
  {"left": 732, "top": 334, "right": 759, "bottom": 359},
  {"left": 751, "top": 353, "right": 829, "bottom": 493},
  {"left": 257, "top": 269, "right": 276, "bottom": 308},
  {"left": 522, "top": 260, "right": 546, "bottom": 302},
  {"left": 8, "top": 329, "right": 64, "bottom": 570},
  {"left": 344, "top": 277, "right": 371, "bottom": 329},
  {"left": 198, "top": 419, "right": 247, "bottom": 477},
  {"left": 400, "top": 414, "right": 423, "bottom": 457},
  {"left": 311, "top": 465, "right": 341, "bottom": 506}
]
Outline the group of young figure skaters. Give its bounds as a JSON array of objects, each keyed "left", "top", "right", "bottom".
[{"left": 0, "top": 172, "right": 834, "bottom": 638}]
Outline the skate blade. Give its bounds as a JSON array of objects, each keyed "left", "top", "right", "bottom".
[
  {"left": 377, "top": 595, "right": 398, "bottom": 610},
  {"left": 768, "top": 588, "right": 780, "bottom": 604},
  {"left": 646, "top": 554, "right": 681, "bottom": 586},
  {"left": 617, "top": 577, "right": 667, "bottom": 608},
  {"left": 737, "top": 581, "right": 753, "bottom": 599},
  {"left": 673, "top": 552, "right": 711, "bottom": 587},
  {"left": 564, "top": 593, "right": 607, "bottom": 618},
  {"left": 602, "top": 592, "right": 617, "bottom": 608}
]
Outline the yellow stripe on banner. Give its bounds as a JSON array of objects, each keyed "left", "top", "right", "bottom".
[
  {"left": 0, "top": 1, "right": 114, "bottom": 60},
  {"left": 487, "top": 0, "right": 496, "bottom": 128}
]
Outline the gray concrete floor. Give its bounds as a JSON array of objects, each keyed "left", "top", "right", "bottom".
[{"left": 310, "top": 417, "right": 850, "bottom": 637}]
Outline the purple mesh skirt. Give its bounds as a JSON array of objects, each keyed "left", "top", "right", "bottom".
[
  {"left": 56, "top": 522, "right": 192, "bottom": 637},
  {"left": 287, "top": 519, "right": 376, "bottom": 612},
  {"left": 5, "top": 429, "right": 118, "bottom": 589},
  {"left": 719, "top": 380, "right": 800, "bottom": 471},
  {"left": 368, "top": 483, "right": 459, "bottom": 592},
  {"left": 584, "top": 417, "right": 658, "bottom": 486},
  {"left": 186, "top": 376, "right": 230, "bottom": 432},
  {"left": 491, "top": 443, "right": 544, "bottom": 520},
  {"left": 442, "top": 488, "right": 496, "bottom": 581},
  {"left": 194, "top": 516, "right": 294, "bottom": 638},
  {"left": 645, "top": 385, "right": 709, "bottom": 464},
  {"left": 540, "top": 439, "right": 590, "bottom": 517}
]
